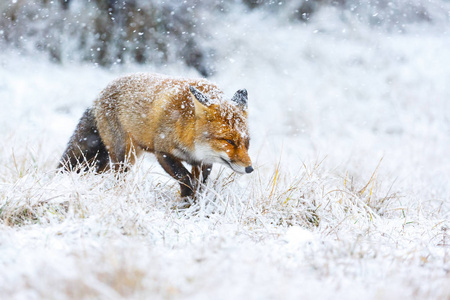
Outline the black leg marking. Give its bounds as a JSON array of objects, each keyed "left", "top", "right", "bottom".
[
  {"left": 201, "top": 164, "right": 212, "bottom": 183},
  {"left": 156, "top": 153, "right": 195, "bottom": 197},
  {"left": 192, "top": 163, "right": 212, "bottom": 184}
]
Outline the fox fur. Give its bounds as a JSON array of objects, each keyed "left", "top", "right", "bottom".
[{"left": 59, "top": 73, "right": 253, "bottom": 197}]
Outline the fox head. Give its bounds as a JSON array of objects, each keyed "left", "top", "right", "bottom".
[{"left": 189, "top": 86, "right": 253, "bottom": 174}]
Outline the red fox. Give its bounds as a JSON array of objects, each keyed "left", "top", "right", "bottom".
[{"left": 59, "top": 73, "right": 253, "bottom": 197}]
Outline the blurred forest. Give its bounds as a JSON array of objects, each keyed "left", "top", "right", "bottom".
[{"left": 0, "top": 0, "right": 448, "bottom": 77}]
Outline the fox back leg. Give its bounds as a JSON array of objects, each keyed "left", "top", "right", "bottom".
[
  {"left": 94, "top": 109, "right": 140, "bottom": 172},
  {"left": 58, "top": 108, "right": 110, "bottom": 172}
]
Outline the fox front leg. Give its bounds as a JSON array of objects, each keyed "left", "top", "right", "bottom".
[
  {"left": 156, "top": 153, "right": 195, "bottom": 197},
  {"left": 191, "top": 163, "right": 212, "bottom": 195},
  {"left": 191, "top": 164, "right": 213, "bottom": 184}
]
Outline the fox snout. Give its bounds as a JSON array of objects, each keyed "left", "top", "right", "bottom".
[
  {"left": 229, "top": 163, "right": 253, "bottom": 174},
  {"left": 227, "top": 153, "right": 253, "bottom": 175},
  {"left": 235, "top": 148, "right": 253, "bottom": 174}
]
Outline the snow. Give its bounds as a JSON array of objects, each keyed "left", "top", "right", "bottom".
[{"left": 1, "top": 2, "right": 450, "bottom": 300}]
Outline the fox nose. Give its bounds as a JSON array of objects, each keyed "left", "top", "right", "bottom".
[{"left": 245, "top": 166, "right": 254, "bottom": 174}]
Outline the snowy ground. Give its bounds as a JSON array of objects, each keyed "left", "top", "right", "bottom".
[{"left": 1, "top": 6, "right": 450, "bottom": 300}]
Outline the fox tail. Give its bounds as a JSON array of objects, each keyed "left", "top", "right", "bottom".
[{"left": 58, "top": 108, "right": 110, "bottom": 173}]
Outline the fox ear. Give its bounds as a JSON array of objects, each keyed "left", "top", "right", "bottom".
[
  {"left": 189, "top": 86, "right": 211, "bottom": 107},
  {"left": 231, "top": 89, "right": 248, "bottom": 109}
]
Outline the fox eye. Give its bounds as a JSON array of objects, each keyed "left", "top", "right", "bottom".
[{"left": 225, "top": 139, "right": 236, "bottom": 147}]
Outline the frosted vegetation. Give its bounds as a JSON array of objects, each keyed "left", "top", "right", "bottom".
[{"left": 1, "top": 0, "right": 449, "bottom": 299}]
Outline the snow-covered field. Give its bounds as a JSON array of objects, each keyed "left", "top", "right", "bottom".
[{"left": 1, "top": 4, "right": 450, "bottom": 299}]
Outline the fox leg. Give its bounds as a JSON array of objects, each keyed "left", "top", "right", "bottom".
[
  {"left": 191, "top": 164, "right": 212, "bottom": 195},
  {"left": 191, "top": 164, "right": 212, "bottom": 184},
  {"left": 156, "top": 153, "right": 195, "bottom": 197},
  {"left": 107, "top": 139, "right": 141, "bottom": 173},
  {"left": 106, "top": 139, "right": 128, "bottom": 172},
  {"left": 98, "top": 111, "right": 137, "bottom": 172}
]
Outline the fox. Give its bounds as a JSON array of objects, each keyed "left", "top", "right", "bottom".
[{"left": 58, "top": 73, "right": 253, "bottom": 197}]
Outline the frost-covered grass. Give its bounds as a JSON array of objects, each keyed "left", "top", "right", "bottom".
[
  {"left": 0, "top": 144, "right": 439, "bottom": 298},
  {"left": 1, "top": 137, "right": 448, "bottom": 299},
  {"left": 1, "top": 6, "right": 450, "bottom": 300}
]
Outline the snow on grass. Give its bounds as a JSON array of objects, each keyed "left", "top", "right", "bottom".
[
  {"left": 0, "top": 141, "right": 448, "bottom": 299},
  {"left": 1, "top": 7, "right": 450, "bottom": 300}
]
